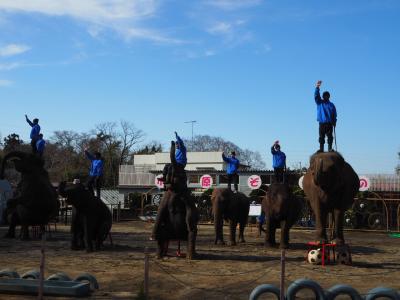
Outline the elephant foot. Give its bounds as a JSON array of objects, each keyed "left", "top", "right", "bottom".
[
  {"left": 186, "top": 252, "right": 198, "bottom": 260},
  {"left": 238, "top": 238, "right": 246, "bottom": 244},
  {"left": 71, "top": 245, "right": 82, "bottom": 251},
  {"left": 20, "top": 235, "right": 30, "bottom": 241},
  {"left": 279, "top": 243, "right": 289, "bottom": 249},
  {"left": 333, "top": 238, "right": 345, "bottom": 246},
  {"left": 215, "top": 240, "right": 226, "bottom": 246},
  {"left": 228, "top": 241, "right": 237, "bottom": 246},
  {"left": 264, "top": 242, "right": 277, "bottom": 248},
  {"left": 4, "top": 232, "right": 15, "bottom": 239}
]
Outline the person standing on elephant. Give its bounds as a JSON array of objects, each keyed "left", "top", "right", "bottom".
[
  {"left": 84, "top": 148, "right": 104, "bottom": 199},
  {"left": 315, "top": 80, "right": 337, "bottom": 152},
  {"left": 162, "top": 131, "right": 187, "bottom": 190},
  {"left": 271, "top": 141, "right": 286, "bottom": 183},
  {"left": 25, "top": 114, "right": 41, "bottom": 154},
  {"left": 36, "top": 134, "right": 46, "bottom": 158},
  {"left": 222, "top": 151, "right": 239, "bottom": 193}
]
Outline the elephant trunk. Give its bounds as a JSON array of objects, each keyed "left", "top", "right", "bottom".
[
  {"left": 0, "top": 151, "right": 27, "bottom": 179},
  {"left": 58, "top": 181, "right": 68, "bottom": 197},
  {"left": 314, "top": 158, "right": 323, "bottom": 185}
]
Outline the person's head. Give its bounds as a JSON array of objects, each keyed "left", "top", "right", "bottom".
[
  {"left": 94, "top": 152, "right": 101, "bottom": 159},
  {"left": 275, "top": 144, "right": 281, "bottom": 151},
  {"left": 33, "top": 118, "right": 39, "bottom": 124},
  {"left": 322, "top": 91, "right": 330, "bottom": 101},
  {"left": 38, "top": 134, "right": 43, "bottom": 139},
  {"left": 231, "top": 151, "right": 236, "bottom": 157}
]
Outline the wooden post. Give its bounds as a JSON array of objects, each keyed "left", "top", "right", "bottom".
[
  {"left": 280, "top": 249, "right": 286, "bottom": 300},
  {"left": 144, "top": 247, "right": 149, "bottom": 299},
  {"left": 117, "top": 202, "right": 121, "bottom": 222},
  {"left": 38, "top": 232, "right": 45, "bottom": 300}
]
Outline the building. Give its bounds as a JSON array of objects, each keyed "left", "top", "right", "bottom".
[{"left": 118, "top": 151, "right": 299, "bottom": 202}]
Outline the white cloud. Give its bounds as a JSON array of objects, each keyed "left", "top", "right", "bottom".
[
  {"left": 0, "top": 62, "right": 22, "bottom": 70},
  {"left": 0, "top": 44, "right": 30, "bottom": 57},
  {"left": 205, "top": 50, "right": 216, "bottom": 56},
  {"left": 207, "top": 22, "right": 232, "bottom": 35},
  {"left": 0, "top": 0, "right": 179, "bottom": 44},
  {"left": 0, "top": 79, "right": 13, "bottom": 86},
  {"left": 204, "top": 0, "right": 262, "bottom": 10},
  {"left": 207, "top": 20, "right": 246, "bottom": 35}
]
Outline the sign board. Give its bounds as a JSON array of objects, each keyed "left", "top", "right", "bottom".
[
  {"left": 200, "top": 175, "right": 213, "bottom": 189},
  {"left": 247, "top": 175, "right": 262, "bottom": 190},
  {"left": 249, "top": 204, "right": 262, "bottom": 216},
  {"left": 359, "top": 176, "right": 370, "bottom": 192},
  {"left": 298, "top": 176, "right": 304, "bottom": 190},
  {"left": 155, "top": 174, "right": 164, "bottom": 189}
]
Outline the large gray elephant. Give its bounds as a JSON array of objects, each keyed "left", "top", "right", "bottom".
[
  {"left": 303, "top": 151, "right": 359, "bottom": 245},
  {"left": 58, "top": 182, "right": 112, "bottom": 252},
  {"left": 152, "top": 141, "right": 198, "bottom": 259},
  {"left": 211, "top": 188, "right": 250, "bottom": 246},
  {"left": 262, "top": 183, "right": 303, "bottom": 249},
  {"left": 0, "top": 151, "right": 59, "bottom": 239}
]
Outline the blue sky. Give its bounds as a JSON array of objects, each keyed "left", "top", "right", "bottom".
[{"left": 0, "top": 0, "right": 399, "bottom": 174}]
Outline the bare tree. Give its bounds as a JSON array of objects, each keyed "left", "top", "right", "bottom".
[
  {"left": 184, "top": 134, "right": 266, "bottom": 169},
  {"left": 94, "top": 120, "right": 144, "bottom": 187},
  {"left": 396, "top": 152, "right": 400, "bottom": 175}
]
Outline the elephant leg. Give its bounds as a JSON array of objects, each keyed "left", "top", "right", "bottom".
[
  {"left": 17, "top": 206, "right": 30, "bottom": 240},
  {"left": 152, "top": 196, "right": 169, "bottom": 240},
  {"left": 83, "top": 217, "right": 93, "bottom": 252},
  {"left": 4, "top": 211, "right": 18, "bottom": 238},
  {"left": 229, "top": 220, "right": 237, "bottom": 246},
  {"left": 20, "top": 225, "right": 30, "bottom": 240},
  {"left": 315, "top": 206, "right": 328, "bottom": 244},
  {"left": 157, "top": 239, "right": 169, "bottom": 258},
  {"left": 238, "top": 220, "right": 246, "bottom": 243},
  {"left": 333, "top": 208, "right": 345, "bottom": 245},
  {"left": 265, "top": 217, "right": 277, "bottom": 247},
  {"left": 280, "top": 220, "right": 290, "bottom": 249},
  {"left": 185, "top": 204, "right": 197, "bottom": 259},
  {"left": 214, "top": 207, "right": 225, "bottom": 245}
]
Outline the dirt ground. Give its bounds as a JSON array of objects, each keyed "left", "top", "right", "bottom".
[{"left": 0, "top": 221, "right": 399, "bottom": 300}]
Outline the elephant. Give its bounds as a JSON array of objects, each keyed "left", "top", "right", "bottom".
[
  {"left": 303, "top": 151, "right": 359, "bottom": 245},
  {"left": 0, "top": 151, "right": 59, "bottom": 240},
  {"left": 152, "top": 141, "right": 198, "bottom": 259},
  {"left": 211, "top": 188, "right": 250, "bottom": 246},
  {"left": 58, "top": 182, "right": 112, "bottom": 252},
  {"left": 261, "top": 183, "right": 303, "bottom": 249}
]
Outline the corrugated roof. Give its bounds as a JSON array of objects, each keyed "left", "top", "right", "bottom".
[{"left": 100, "top": 189, "right": 119, "bottom": 205}]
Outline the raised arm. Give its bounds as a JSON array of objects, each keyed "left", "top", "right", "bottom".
[
  {"left": 170, "top": 141, "right": 177, "bottom": 165},
  {"left": 25, "top": 115, "right": 33, "bottom": 127},
  {"left": 85, "top": 150, "right": 94, "bottom": 161},
  {"left": 222, "top": 152, "right": 230, "bottom": 163},
  {"left": 314, "top": 87, "right": 323, "bottom": 104},
  {"left": 175, "top": 132, "right": 185, "bottom": 150},
  {"left": 271, "top": 145, "right": 277, "bottom": 155},
  {"left": 314, "top": 80, "right": 323, "bottom": 104}
]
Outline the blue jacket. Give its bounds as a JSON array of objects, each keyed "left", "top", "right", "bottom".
[
  {"left": 26, "top": 118, "right": 41, "bottom": 140},
  {"left": 315, "top": 87, "right": 337, "bottom": 124},
  {"left": 36, "top": 139, "right": 46, "bottom": 154},
  {"left": 175, "top": 133, "right": 187, "bottom": 167},
  {"left": 85, "top": 151, "right": 104, "bottom": 177},
  {"left": 271, "top": 146, "right": 286, "bottom": 169},
  {"left": 222, "top": 153, "right": 239, "bottom": 174}
]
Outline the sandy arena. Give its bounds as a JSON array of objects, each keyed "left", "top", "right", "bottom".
[{"left": 0, "top": 221, "right": 399, "bottom": 299}]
